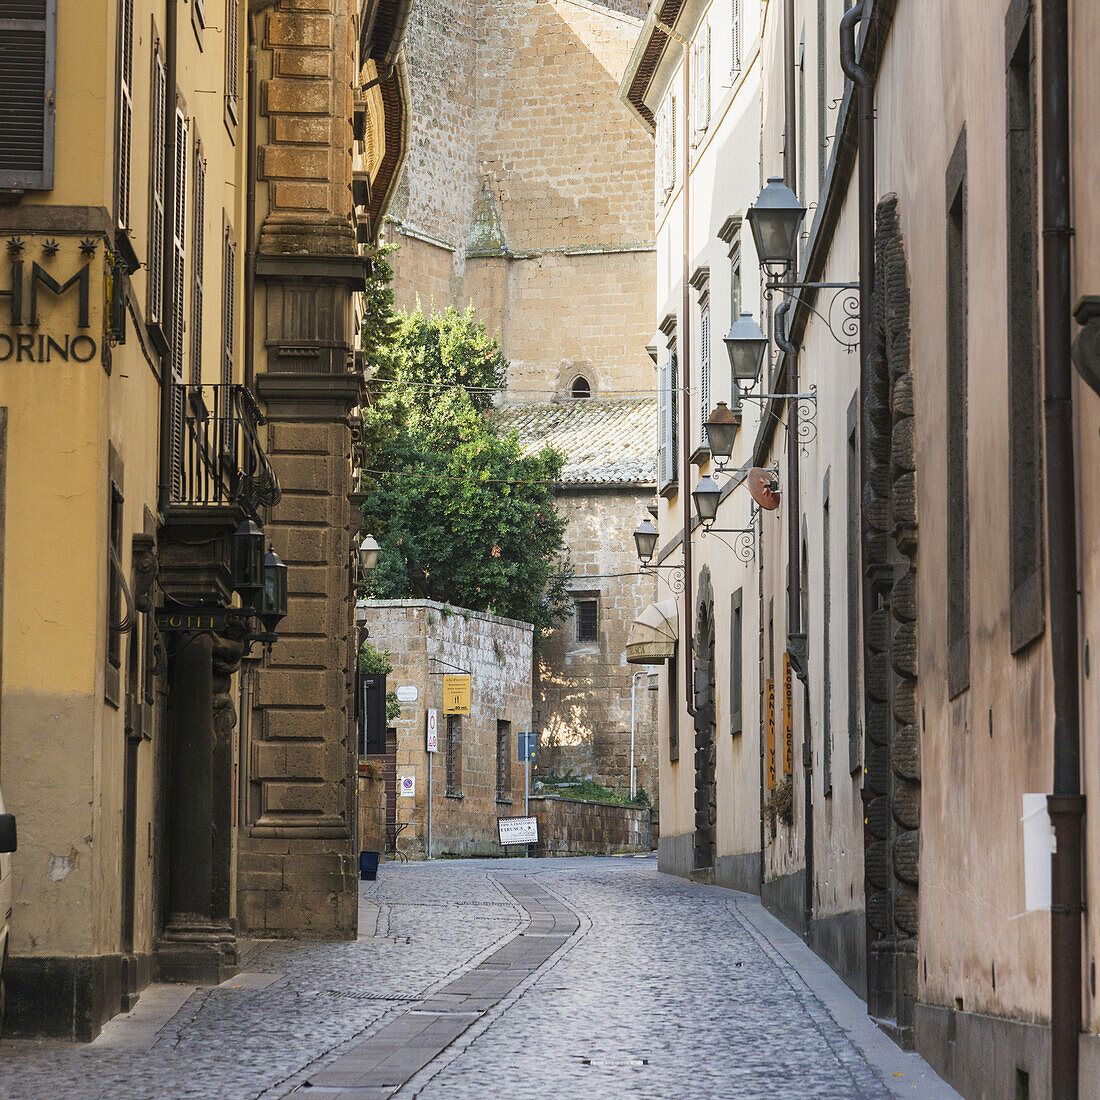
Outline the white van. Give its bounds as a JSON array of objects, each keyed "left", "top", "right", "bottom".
[{"left": 0, "top": 790, "right": 16, "bottom": 1035}]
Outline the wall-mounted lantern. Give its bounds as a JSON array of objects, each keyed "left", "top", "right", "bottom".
[
  {"left": 746, "top": 177, "right": 806, "bottom": 273},
  {"left": 633, "top": 518, "right": 659, "bottom": 565},
  {"left": 259, "top": 545, "right": 288, "bottom": 636},
  {"left": 232, "top": 518, "right": 266, "bottom": 603},
  {"left": 705, "top": 402, "right": 742, "bottom": 470},
  {"left": 724, "top": 313, "right": 769, "bottom": 386},
  {"left": 357, "top": 533, "right": 381, "bottom": 574},
  {"left": 692, "top": 476, "right": 722, "bottom": 528}
]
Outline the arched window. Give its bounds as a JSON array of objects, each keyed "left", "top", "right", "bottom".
[{"left": 571, "top": 376, "right": 591, "bottom": 399}]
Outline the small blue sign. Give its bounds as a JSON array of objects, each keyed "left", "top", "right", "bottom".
[{"left": 517, "top": 731, "right": 537, "bottom": 762}]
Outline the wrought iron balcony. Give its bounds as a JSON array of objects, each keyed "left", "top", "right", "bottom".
[{"left": 170, "top": 384, "right": 281, "bottom": 521}]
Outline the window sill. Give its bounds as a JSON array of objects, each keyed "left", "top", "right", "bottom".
[
  {"left": 690, "top": 445, "right": 711, "bottom": 467},
  {"left": 445, "top": 791, "right": 463, "bottom": 800},
  {"left": 658, "top": 481, "right": 679, "bottom": 500},
  {"left": 496, "top": 798, "right": 514, "bottom": 806}
]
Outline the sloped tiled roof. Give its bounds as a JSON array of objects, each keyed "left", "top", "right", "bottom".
[{"left": 496, "top": 396, "right": 657, "bottom": 485}]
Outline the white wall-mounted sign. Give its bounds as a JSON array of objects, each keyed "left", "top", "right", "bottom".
[
  {"left": 497, "top": 816, "right": 539, "bottom": 846},
  {"left": 1022, "top": 793, "right": 1054, "bottom": 911},
  {"left": 396, "top": 685, "right": 419, "bottom": 703},
  {"left": 426, "top": 708, "right": 438, "bottom": 753},
  {"left": 400, "top": 775, "right": 416, "bottom": 797}
]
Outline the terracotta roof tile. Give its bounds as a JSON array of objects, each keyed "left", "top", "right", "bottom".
[{"left": 496, "top": 396, "right": 657, "bottom": 486}]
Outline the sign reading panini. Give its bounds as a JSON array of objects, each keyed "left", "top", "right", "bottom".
[{"left": 442, "top": 674, "right": 471, "bottom": 715}]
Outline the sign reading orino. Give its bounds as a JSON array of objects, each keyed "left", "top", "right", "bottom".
[{"left": 0, "top": 247, "right": 100, "bottom": 364}]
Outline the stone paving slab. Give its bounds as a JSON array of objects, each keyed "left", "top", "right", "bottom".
[{"left": 0, "top": 857, "right": 959, "bottom": 1100}]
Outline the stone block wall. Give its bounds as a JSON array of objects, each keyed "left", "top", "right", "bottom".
[
  {"left": 529, "top": 795, "right": 652, "bottom": 856},
  {"left": 384, "top": 0, "right": 656, "bottom": 404},
  {"left": 357, "top": 600, "right": 535, "bottom": 857},
  {"left": 536, "top": 486, "right": 659, "bottom": 802}
]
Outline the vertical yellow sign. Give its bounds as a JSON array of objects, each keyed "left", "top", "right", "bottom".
[
  {"left": 766, "top": 678, "right": 777, "bottom": 790},
  {"left": 442, "top": 674, "right": 471, "bottom": 715},
  {"left": 783, "top": 652, "right": 794, "bottom": 776}
]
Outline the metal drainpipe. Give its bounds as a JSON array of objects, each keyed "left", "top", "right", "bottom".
[
  {"left": 157, "top": 0, "right": 179, "bottom": 518},
  {"left": 680, "top": 42, "right": 697, "bottom": 720},
  {"left": 244, "top": 0, "right": 281, "bottom": 392},
  {"left": 840, "top": 0, "right": 875, "bottom": 1013},
  {"left": 1041, "top": 0, "right": 1083, "bottom": 1093}
]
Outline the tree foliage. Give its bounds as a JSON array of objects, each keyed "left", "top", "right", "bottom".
[{"left": 358, "top": 301, "right": 573, "bottom": 644}]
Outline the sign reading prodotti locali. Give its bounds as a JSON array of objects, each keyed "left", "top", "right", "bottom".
[{"left": 0, "top": 241, "right": 100, "bottom": 364}]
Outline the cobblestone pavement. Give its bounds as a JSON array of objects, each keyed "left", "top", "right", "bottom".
[{"left": 0, "top": 857, "right": 956, "bottom": 1099}]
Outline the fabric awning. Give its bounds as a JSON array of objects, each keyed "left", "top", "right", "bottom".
[{"left": 625, "top": 598, "right": 679, "bottom": 664}]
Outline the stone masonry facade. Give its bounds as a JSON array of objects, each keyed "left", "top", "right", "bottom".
[
  {"left": 536, "top": 486, "right": 658, "bottom": 802},
  {"left": 357, "top": 600, "right": 535, "bottom": 857},
  {"left": 384, "top": 0, "right": 655, "bottom": 403}
]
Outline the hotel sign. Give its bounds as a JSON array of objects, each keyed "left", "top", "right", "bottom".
[
  {"left": 155, "top": 609, "right": 228, "bottom": 633},
  {"left": 0, "top": 246, "right": 102, "bottom": 364}
]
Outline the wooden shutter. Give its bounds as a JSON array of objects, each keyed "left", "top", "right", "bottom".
[
  {"left": 670, "top": 352, "right": 679, "bottom": 482},
  {"left": 668, "top": 97, "right": 676, "bottom": 190},
  {"left": 732, "top": 0, "right": 742, "bottom": 75},
  {"left": 220, "top": 222, "right": 235, "bottom": 451},
  {"left": 117, "top": 0, "right": 134, "bottom": 228},
  {"left": 700, "top": 304, "right": 711, "bottom": 446},
  {"left": 168, "top": 106, "right": 188, "bottom": 497},
  {"left": 148, "top": 48, "right": 166, "bottom": 326},
  {"left": 703, "top": 25, "right": 711, "bottom": 128},
  {"left": 225, "top": 0, "right": 239, "bottom": 126},
  {"left": 191, "top": 141, "right": 205, "bottom": 387},
  {"left": 658, "top": 360, "right": 670, "bottom": 489},
  {"left": 0, "top": 0, "right": 57, "bottom": 189}
]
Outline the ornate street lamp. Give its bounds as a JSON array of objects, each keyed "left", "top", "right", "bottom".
[
  {"left": 357, "top": 533, "right": 381, "bottom": 573},
  {"left": 633, "top": 518, "right": 659, "bottom": 565},
  {"left": 705, "top": 402, "right": 742, "bottom": 468},
  {"left": 724, "top": 312, "right": 769, "bottom": 386},
  {"left": 232, "top": 518, "right": 266, "bottom": 603},
  {"left": 692, "top": 476, "right": 722, "bottom": 527},
  {"left": 259, "top": 544, "right": 288, "bottom": 635},
  {"left": 746, "top": 177, "right": 806, "bottom": 273}
]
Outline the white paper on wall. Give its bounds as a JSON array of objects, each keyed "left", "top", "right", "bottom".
[{"left": 1022, "top": 793, "right": 1055, "bottom": 912}]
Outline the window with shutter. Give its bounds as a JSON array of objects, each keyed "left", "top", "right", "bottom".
[
  {"left": 700, "top": 302, "right": 711, "bottom": 446},
  {"left": 669, "top": 97, "right": 677, "bottom": 191},
  {"left": 168, "top": 105, "right": 188, "bottom": 497},
  {"left": 148, "top": 46, "right": 166, "bottom": 328},
  {"left": 220, "top": 220, "right": 236, "bottom": 450},
  {"left": 117, "top": 0, "right": 134, "bottom": 229},
  {"left": 191, "top": 141, "right": 205, "bottom": 387},
  {"left": 658, "top": 360, "right": 669, "bottom": 487},
  {"left": 225, "top": 0, "right": 239, "bottom": 131},
  {"left": 0, "top": 0, "right": 57, "bottom": 190},
  {"left": 732, "top": 0, "right": 742, "bottom": 76}
]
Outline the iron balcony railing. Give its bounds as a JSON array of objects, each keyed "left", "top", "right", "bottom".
[{"left": 171, "top": 383, "right": 281, "bottom": 520}]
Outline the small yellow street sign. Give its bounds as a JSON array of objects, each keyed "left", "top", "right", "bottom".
[
  {"left": 783, "top": 652, "right": 794, "bottom": 776},
  {"left": 442, "top": 674, "right": 472, "bottom": 715},
  {"left": 766, "top": 678, "right": 777, "bottom": 790}
]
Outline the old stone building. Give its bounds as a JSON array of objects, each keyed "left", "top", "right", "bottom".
[
  {"left": 382, "top": 0, "right": 659, "bottom": 801},
  {"left": 497, "top": 397, "right": 658, "bottom": 801},
  {"left": 356, "top": 600, "right": 534, "bottom": 857}
]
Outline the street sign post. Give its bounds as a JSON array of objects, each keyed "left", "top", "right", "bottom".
[
  {"left": 517, "top": 732, "right": 537, "bottom": 857},
  {"left": 425, "top": 709, "right": 438, "bottom": 860}
]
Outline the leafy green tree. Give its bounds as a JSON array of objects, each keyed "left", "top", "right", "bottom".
[{"left": 358, "top": 303, "right": 573, "bottom": 643}]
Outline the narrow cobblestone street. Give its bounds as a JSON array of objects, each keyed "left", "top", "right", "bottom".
[{"left": 0, "top": 858, "right": 957, "bottom": 1099}]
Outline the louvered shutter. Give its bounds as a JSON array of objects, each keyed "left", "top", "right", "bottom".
[
  {"left": 669, "top": 97, "right": 676, "bottom": 190},
  {"left": 658, "top": 359, "right": 670, "bottom": 489},
  {"left": 220, "top": 224, "right": 235, "bottom": 452},
  {"left": 117, "top": 0, "right": 134, "bottom": 228},
  {"left": 700, "top": 304, "right": 711, "bottom": 446},
  {"left": 191, "top": 143, "right": 205, "bottom": 387},
  {"left": 225, "top": 0, "right": 239, "bottom": 125},
  {"left": 0, "top": 0, "right": 56, "bottom": 189},
  {"left": 703, "top": 25, "right": 711, "bottom": 129},
  {"left": 148, "top": 49, "right": 166, "bottom": 325},
  {"left": 670, "top": 352, "right": 679, "bottom": 482},
  {"left": 169, "top": 107, "right": 188, "bottom": 498},
  {"left": 732, "top": 0, "right": 742, "bottom": 75}
]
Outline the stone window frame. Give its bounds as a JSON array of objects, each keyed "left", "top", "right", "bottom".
[
  {"left": 668, "top": 654, "right": 679, "bottom": 763},
  {"left": 822, "top": 467, "right": 833, "bottom": 798},
  {"left": 105, "top": 443, "right": 126, "bottom": 709},
  {"left": 846, "top": 392, "right": 862, "bottom": 774},
  {"left": 573, "top": 595, "right": 599, "bottom": 644},
  {"left": 945, "top": 127, "right": 970, "bottom": 699},
  {"left": 730, "top": 588, "right": 743, "bottom": 736},
  {"left": 496, "top": 720, "right": 512, "bottom": 803}
]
